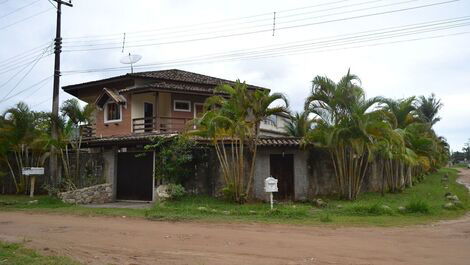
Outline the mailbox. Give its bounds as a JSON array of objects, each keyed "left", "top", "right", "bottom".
[{"left": 264, "top": 176, "right": 278, "bottom": 193}]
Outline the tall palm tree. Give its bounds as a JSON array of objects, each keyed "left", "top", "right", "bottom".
[
  {"left": 416, "top": 93, "right": 443, "bottom": 126},
  {"left": 304, "top": 70, "right": 386, "bottom": 200},
  {"left": 190, "top": 81, "right": 287, "bottom": 202},
  {"left": 60, "top": 99, "right": 94, "bottom": 185}
]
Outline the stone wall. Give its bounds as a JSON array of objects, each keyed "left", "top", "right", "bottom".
[{"left": 59, "top": 184, "right": 113, "bottom": 204}]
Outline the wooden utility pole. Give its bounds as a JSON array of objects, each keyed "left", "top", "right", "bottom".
[{"left": 50, "top": 0, "right": 73, "bottom": 187}]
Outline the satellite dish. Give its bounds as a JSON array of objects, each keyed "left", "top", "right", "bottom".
[{"left": 120, "top": 53, "right": 142, "bottom": 73}]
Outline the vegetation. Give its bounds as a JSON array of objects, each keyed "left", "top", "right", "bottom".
[
  {"left": 190, "top": 81, "right": 288, "bottom": 203},
  {"left": 296, "top": 69, "right": 450, "bottom": 200},
  {"left": 0, "top": 241, "right": 80, "bottom": 265},
  {"left": 144, "top": 135, "right": 198, "bottom": 184},
  {"left": 284, "top": 111, "right": 313, "bottom": 137},
  {"left": 1, "top": 168, "right": 468, "bottom": 226},
  {"left": 0, "top": 99, "right": 93, "bottom": 195}
]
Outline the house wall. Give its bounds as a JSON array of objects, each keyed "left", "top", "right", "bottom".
[
  {"left": 131, "top": 92, "right": 157, "bottom": 121},
  {"left": 170, "top": 93, "right": 207, "bottom": 119},
  {"left": 259, "top": 115, "right": 289, "bottom": 135},
  {"left": 95, "top": 94, "right": 132, "bottom": 137},
  {"left": 253, "top": 147, "right": 309, "bottom": 201}
]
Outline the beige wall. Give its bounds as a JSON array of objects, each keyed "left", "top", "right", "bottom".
[{"left": 131, "top": 92, "right": 157, "bottom": 120}]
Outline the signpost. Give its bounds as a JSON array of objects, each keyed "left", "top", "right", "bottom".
[
  {"left": 264, "top": 176, "right": 278, "bottom": 210},
  {"left": 22, "top": 167, "right": 44, "bottom": 198}
]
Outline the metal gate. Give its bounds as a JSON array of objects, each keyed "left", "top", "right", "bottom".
[{"left": 116, "top": 152, "right": 154, "bottom": 201}]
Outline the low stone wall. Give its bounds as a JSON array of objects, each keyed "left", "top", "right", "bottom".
[{"left": 59, "top": 184, "right": 113, "bottom": 204}]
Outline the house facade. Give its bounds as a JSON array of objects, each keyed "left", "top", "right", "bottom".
[{"left": 63, "top": 69, "right": 309, "bottom": 202}]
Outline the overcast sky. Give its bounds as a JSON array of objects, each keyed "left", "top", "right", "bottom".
[{"left": 0, "top": 0, "right": 469, "bottom": 151}]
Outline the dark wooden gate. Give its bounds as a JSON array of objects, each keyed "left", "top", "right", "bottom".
[
  {"left": 269, "top": 154, "right": 294, "bottom": 200},
  {"left": 116, "top": 152, "right": 153, "bottom": 201}
]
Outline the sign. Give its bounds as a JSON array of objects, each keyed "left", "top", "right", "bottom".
[
  {"left": 22, "top": 167, "right": 44, "bottom": 176},
  {"left": 264, "top": 176, "right": 278, "bottom": 193}
]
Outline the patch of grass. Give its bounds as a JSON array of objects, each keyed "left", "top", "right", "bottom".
[
  {"left": 0, "top": 241, "right": 80, "bottom": 265},
  {"left": 405, "top": 200, "right": 431, "bottom": 214},
  {"left": 0, "top": 168, "right": 469, "bottom": 227}
]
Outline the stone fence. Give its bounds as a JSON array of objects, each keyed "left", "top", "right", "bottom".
[{"left": 58, "top": 184, "right": 113, "bottom": 204}]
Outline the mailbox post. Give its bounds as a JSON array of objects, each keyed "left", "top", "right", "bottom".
[
  {"left": 264, "top": 176, "right": 278, "bottom": 210},
  {"left": 22, "top": 167, "right": 44, "bottom": 198}
]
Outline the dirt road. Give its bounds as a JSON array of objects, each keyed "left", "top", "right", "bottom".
[{"left": 1, "top": 169, "right": 470, "bottom": 265}]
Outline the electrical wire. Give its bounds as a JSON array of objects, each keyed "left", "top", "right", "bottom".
[
  {"left": 0, "top": 75, "right": 53, "bottom": 104},
  {"left": 62, "top": 0, "right": 460, "bottom": 52},
  {"left": 61, "top": 17, "right": 470, "bottom": 75},
  {"left": 0, "top": 0, "right": 41, "bottom": 20},
  {"left": 0, "top": 8, "right": 52, "bottom": 31}
]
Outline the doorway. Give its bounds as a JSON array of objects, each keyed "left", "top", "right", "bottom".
[
  {"left": 116, "top": 152, "right": 154, "bottom": 201},
  {"left": 144, "top": 102, "right": 154, "bottom": 132},
  {"left": 269, "top": 154, "right": 294, "bottom": 200}
]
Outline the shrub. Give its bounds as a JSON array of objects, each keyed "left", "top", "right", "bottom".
[
  {"left": 406, "top": 200, "right": 431, "bottom": 214},
  {"left": 167, "top": 184, "right": 186, "bottom": 201}
]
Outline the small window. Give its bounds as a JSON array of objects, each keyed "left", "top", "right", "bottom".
[
  {"left": 174, "top": 100, "right": 191, "bottom": 112},
  {"left": 105, "top": 102, "right": 121, "bottom": 122},
  {"left": 263, "top": 115, "right": 277, "bottom": 127}
]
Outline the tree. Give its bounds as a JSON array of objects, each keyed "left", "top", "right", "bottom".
[
  {"left": 190, "top": 81, "right": 287, "bottom": 202},
  {"left": 416, "top": 93, "right": 443, "bottom": 126},
  {"left": 284, "top": 111, "right": 313, "bottom": 137},
  {"left": 60, "top": 99, "right": 94, "bottom": 186},
  {"left": 304, "top": 70, "right": 386, "bottom": 200}
]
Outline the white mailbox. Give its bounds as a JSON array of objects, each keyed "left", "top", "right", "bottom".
[{"left": 264, "top": 176, "right": 278, "bottom": 193}]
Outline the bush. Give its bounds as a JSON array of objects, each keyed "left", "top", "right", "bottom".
[
  {"left": 167, "top": 183, "right": 186, "bottom": 201},
  {"left": 405, "top": 200, "right": 431, "bottom": 214}
]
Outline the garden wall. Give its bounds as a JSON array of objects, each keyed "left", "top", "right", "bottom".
[{"left": 58, "top": 183, "right": 113, "bottom": 204}]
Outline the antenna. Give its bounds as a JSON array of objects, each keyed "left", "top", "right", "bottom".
[{"left": 120, "top": 53, "right": 142, "bottom": 73}]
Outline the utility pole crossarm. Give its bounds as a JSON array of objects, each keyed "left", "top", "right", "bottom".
[{"left": 53, "top": 0, "right": 73, "bottom": 7}]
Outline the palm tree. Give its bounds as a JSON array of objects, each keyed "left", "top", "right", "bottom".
[
  {"left": 60, "top": 99, "right": 94, "bottom": 185},
  {"left": 416, "top": 93, "right": 443, "bottom": 126},
  {"left": 190, "top": 81, "right": 287, "bottom": 202},
  {"left": 304, "top": 70, "right": 386, "bottom": 200},
  {"left": 284, "top": 111, "right": 313, "bottom": 137}
]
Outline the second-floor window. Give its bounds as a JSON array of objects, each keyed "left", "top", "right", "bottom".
[
  {"left": 263, "top": 115, "right": 277, "bottom": 127},
  {"left": 174, "top": 100, "right": 191, "bottom": 112},
  {"left": 105, "top": 102, "right": 122, "bottom": 122}
]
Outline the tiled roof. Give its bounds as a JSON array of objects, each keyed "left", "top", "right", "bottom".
[
  {"left": 95, "top": 88, "right": 127, "bottom": 107},
  {"left": 82, "top": 133, "right": 302, "bottom": 147},
  {"left": 63, "top": 69, "right": 266, "bottom": 92},
  {"left": 119, "top": 81, "right": 220, "bottom": 95}
]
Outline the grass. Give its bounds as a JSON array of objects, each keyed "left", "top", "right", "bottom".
[
  {"left": 0, "top": 241, "right": 80, "bottom": 265},
  {"left": 0, "top": 168, "right": 469, "bottom": 227}
]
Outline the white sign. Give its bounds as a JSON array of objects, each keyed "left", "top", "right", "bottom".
[
  {"left": 22, "top": 167, "right": 44, "bottom": 176},
  {"left": 264, "top": 176, "right": 278, "bottom": 193}
]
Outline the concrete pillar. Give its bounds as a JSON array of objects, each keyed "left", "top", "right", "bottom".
[{"left": 103, "top": 147, "right": 117, "bottom": 201}]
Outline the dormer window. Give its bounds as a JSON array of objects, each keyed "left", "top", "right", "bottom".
[{"left": 104, "top": 102, "right": 122, "bottom": 123}]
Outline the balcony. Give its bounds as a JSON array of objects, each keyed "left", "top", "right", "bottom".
[{"left": 132, "top": 116, "right": 193, "bottom": 134}]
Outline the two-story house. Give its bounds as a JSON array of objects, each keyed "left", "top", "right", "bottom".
[{"left": 63, "top": 69, "right": 308, "bottom": 202}]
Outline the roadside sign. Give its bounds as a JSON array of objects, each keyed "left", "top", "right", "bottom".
[{"left": 22, "top": 167, "right": 44, "bottom": 176}]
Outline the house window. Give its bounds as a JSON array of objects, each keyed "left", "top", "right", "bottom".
[
  {"left": 263, "top": 115, "right": 277, "bottom": 127},
  {"left": 173, "top": 100, "right": 191, "bottom": 112},
  {"left": 105, "top": 102, "right": 122, "bottom": 122}
]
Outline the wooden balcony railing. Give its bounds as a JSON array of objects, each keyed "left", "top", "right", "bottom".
[
  {"left": 79, "top": 124, "right": 95, "bottom": 139},
  {"left": 133, "top": 116, "right": 192, "bottom": 134}
]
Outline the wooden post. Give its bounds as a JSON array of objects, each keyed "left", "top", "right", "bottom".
[{"left": 30, "top": 175, "right": 36, "bottom": 198}]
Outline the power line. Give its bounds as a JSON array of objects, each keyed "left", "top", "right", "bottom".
[
  {"left": 0, "top": 41, "right": 52, "bottom": 65},
  {"left": 61, "top": 0, "right": 388, "bottom": 45},
  {"left": 0, "top": 8, "right": 52, "bottom": 31},
  {"left": 1, "top": 44, "right": 52, "bottom": 101},
  {"left": 0, "top": 75, "right": 53, "bottom": 104},
  {"left": 61, "top": 16, "right": 470, "bottom": 75},
  {"left": 62, "top": 0, "right": 352, "bottom": 40},
  {"left": 0, "top": 0, "right": 41, "bottom": 20},
  {"left": 62, "top": 0, "right": 460, "bottom": 52}
]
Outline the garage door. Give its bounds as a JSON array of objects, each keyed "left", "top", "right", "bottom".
[{"left": 116, "top": 152, "right": 154, "bottom": 201}]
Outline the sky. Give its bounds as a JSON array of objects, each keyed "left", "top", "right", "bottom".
[{"left": 0, "top": 0, "right": 469, "bottom": 151}]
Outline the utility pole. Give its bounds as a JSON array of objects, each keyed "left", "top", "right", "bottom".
[{"left": 50, "top": 0, "right": 72, "bottom": 187}]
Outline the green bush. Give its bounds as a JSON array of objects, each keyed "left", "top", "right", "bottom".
[
  {"left": 405, "top": 200, "right": 431, "bottom": 214},
  {"left": 167, "top": 184, "right": 186, "bottom": 201}
]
